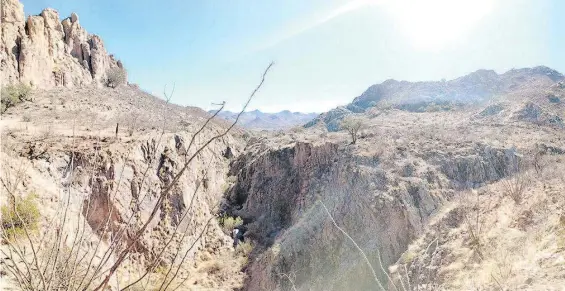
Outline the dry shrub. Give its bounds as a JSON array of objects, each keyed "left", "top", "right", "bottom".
[
  {"left": 502, "top": 170, "right": 529, "bottom": 204},
  {"left": 235, "top": 241, "right": 253, "bottom": 257},
  {"left": 22, "top": 113, "right": 32, "bottom": 122},
  {"left": 219, "top": 214, "right": 243, "bottom": 234},
  {"left": 105, "top": 67, "right": 127, "bottom": 88},
  {"left": 1, "top": 193, "right": 40, "bottom": 239},
  {"left": 340, "top": 115, "right": 367, "bottom": 144},
  {"left": 1, "top": 83, "right": 32, "bottom": 113},
  {"left": 461, "top": 192, "right": 486, "bottom": 261}
]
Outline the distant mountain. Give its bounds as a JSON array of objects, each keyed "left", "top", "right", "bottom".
[
  {"left": 210, "top": 109, "right": 319, "bottom": 130},
  {"left": 306, "top": 66, "right": 565, "bottom": 131}
]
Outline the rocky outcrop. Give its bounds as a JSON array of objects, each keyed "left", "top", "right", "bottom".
[
  {"left": 435, "top": 145, "right": 521, "bottom": 188},
  {"left": 514, "top": 102, "right": 564, "bottom": 128},
  {"left": 0, "top": 0, "right": 124, "bottom": 88}
]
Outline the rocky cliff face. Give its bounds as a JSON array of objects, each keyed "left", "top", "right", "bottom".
[
  {"left": 222, "top": 122, "right": 527, "bottom": 290},
  {"left": 1, "top": 0, "right": 124, "bottom": 88}
]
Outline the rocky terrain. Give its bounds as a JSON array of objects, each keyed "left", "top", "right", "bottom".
[
  {"left": 212, "top": 110, "right": 318, "bottom": 131},
  {"left": 218, "top": 71, "right": 565, "bottom": 290},
  {"left": 0, "top": 85, "right": 252, "bottom": 290},
  {"left": 306, "top": 66, "right": 563, "bottom": 131},
  {"left": 1, "top": 0, "right": 124, "bottom": 88},
  {"left": 2, "top": 1, "right": 565, "bottom": 290}
]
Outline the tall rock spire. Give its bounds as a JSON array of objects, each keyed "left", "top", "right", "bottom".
[{"left": 0, "top": 0, "right": 125, "bottom": 88}]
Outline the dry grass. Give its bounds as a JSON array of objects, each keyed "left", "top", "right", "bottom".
[{"left": 390, "top": 157, "right": 565, "bottom": 290}]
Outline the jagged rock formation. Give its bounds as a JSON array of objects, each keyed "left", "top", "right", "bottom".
[{"left": 0, "top": 0, "right": 124, "bottom": 88}]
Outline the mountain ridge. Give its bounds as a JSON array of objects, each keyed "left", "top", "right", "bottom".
[
  {"left": 210, "top": 109, "right": 319, "bottom": 130},
  {"left": 306, "top": 65, "right": 564, "bottom": 131}
]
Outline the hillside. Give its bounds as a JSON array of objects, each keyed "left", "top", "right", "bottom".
[
  {"left": 0, "top": 85, "right": 251, "bottom": 290},
  {"left": 212, "top": 109, "right": 318, "bottom": 130},
  {"left": 306, "top": 66, "right": 564, "bottom": 131},
  {"left": 222, "top": 71, "right": 565, "bottom": 290},
  {"left": 2, "top": 0, "right": 565, "bottom": 290}
]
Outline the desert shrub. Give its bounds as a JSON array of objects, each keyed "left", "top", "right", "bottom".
[
  {"left": 22, "top": 113, "right": 32, "bottom": 122},
  {"left": 502, "top": 171, "right": 529, "bottom": 204},
  {"left": 105, "top": 67, "right": 127, "bottom": 88},
  {"left": 235, "top": 241, "right": 253, "bottom": 257},
  {"left": 547, "top": 94, "right": 561, "bottom": 103},
  {"left": 401, "top": 162, "right": 416, "bottom": 177},
  {"left": 340, "top": 115, "right": 366, "bottom": 144},
  {"left": 125, "top": 114, "right": 139, "bottom": 136},
  {"left": 1, "top": 194, "right": 40, "bottom": 239},
  {"left": 1, "top": 83, "right": 32, "bottom": 113},
  {"left": 218, "top": 214, "right": 243, "bottom": 234}
]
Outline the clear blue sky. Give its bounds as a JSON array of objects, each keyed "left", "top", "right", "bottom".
[{"left": 22, "top": 0, "right": 565, "bottom": 112}]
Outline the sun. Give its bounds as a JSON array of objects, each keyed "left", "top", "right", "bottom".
[{"left": 384, "top": 0, "right": 495, "bottom": 51}]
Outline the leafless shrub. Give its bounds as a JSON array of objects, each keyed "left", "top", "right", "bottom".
[
  {"left": 105, "top": 67, "right": 127, "bottom": 88},
  {"left": 278, "top": 272, "right": 298, "bottom": 291},
  {"left": 462, "top": 192, "right": 486, "bottom": 261},
  {"left": 490, "top": 250, "right": 515, "bottom": 289},
  {"left": 125, "top": 114, "right": 139, "bottom": 136}
]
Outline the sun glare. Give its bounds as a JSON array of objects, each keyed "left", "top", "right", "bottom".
[{"left": 385, "top": 0, "right": 495, "bottom": 51}]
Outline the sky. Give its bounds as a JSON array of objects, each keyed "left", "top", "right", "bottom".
[{"left": 22, "top": 0, "right": 565, "bottom": 113}]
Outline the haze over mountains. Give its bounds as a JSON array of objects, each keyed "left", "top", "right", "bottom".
[
  {"left": 307, "top": 66, "right": 564, "bottom": 131},
  {"left": 213, "top": 66, "right": 563, "bottom": 131},
  {"left": 211, "top": 109, "right": 318, "bottom": 130}
]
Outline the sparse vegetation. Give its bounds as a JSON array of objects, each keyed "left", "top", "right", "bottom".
[
  {"left": 502, "top": 163, "right": 529, "bottom": 204},
  {"left": 462, "top": 192, "right": 486, "bottom": 261},
  {"left": 0, "top": 63, "right": 274, "bottom": 291},
  {"left": 105, "top": 67, "right": 127, "bottom": 88},
  {"left": 340, "top": 115, "right": 366, "bottom": 144},
  {"left": 22, "top": 113, "right": 32, "bottom": 122},
  {"left": 1, "top": 83, "right": 32, "bottom": 113}
]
